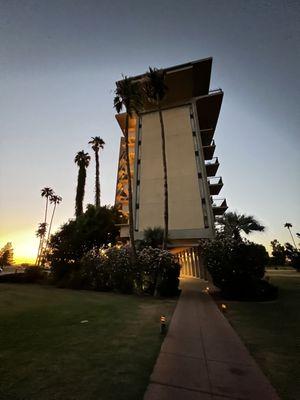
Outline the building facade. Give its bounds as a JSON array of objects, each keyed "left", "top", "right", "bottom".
[{"left": 115, "top": 58, "right": 227, "bottom": 278}]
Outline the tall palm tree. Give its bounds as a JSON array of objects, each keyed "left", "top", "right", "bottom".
[
  {"left": 36, "top": 187, "right": 54, "bottom": 266},
  {"left": 74, "top": 151, "right": 90, "bottom": 217},
  {"left": 114, "top": 76, "right": 143, "bottom": 261},
  {"left": 35, "top": 222, "right": 47, "bottom": 266},
  {"left": 41, "top": 187, "right": 54, "bottom": 225},
  {"left": 89, "top": 136, "right": 105, "bottom": 207},
  {"left": 217, "top": 211, "right": 265, "bottom": 240},
  {"left": 45, "top": 194, "right": 62, "bottom": 249},
  {"left": 284, "top": 222, "right": 297, "bottom": 248},
  {"left": 143, "top": 67, "right": 169, "bottom": 249}
]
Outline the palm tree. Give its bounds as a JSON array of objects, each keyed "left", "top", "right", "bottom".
[
  {"left": 74, "top": 151, "right": 90, "bottom": 217},
  {"left": 217, "top": 212, "right": 265, "bottom": 240},
  {"left": 284, "top": 222, "right": 297, "bottom": 248},
  {"left": 45, "top": 194, "right": 62, "bottom": 249},
  {"left": 89, "top": 136, "right": 105, "bottom": 207},
  {"left": 114, "top": 76, "right": 143, "bottom": 261},
  {"left": 143, "top": 67, "right": 169, "bottom": 249},
  {"left": 41, "top": 187, "right": 54, "bottom": 225},
  {"left": 35, "top": 222, "right": 47, "bottom": 266},
  {"left": 36, "top": 187, "right": 54, "bottom": 265},
  {"left": 143, "top": 227, "right": 164, "bottom": 248}
]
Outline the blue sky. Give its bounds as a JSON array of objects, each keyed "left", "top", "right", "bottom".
[{"left": 0, "top": 0, "right": 299, "bottom": 261}]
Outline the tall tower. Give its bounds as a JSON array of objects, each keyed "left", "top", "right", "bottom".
[{"left": 115, "top": 58, "right": 227, "bottom": 278}]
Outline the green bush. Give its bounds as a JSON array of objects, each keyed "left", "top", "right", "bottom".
[
  {"left": 50, "top": 245, "right": 180, "bottom": 297},
  {"left": 138, "top": 247, "right": 180, "bottom": 296},
  {"left": 202, "top": 235, "right": 277, "bottom": 301},
  {"left": 0, "top": 267, "right": 47, "bottom": 284},
  {"left": 285, "top": 243, "right": 300, "bottom": 271}
]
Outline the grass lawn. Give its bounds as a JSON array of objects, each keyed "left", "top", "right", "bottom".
[
  {"left": 0, "top": 284, "right": 176, "bottom": 400},
  {"left": 225, "top": 275, "right": 300, "bottom": 400}
]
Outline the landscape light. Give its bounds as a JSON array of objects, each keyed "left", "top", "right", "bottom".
[
  {"left": 160, "top": 315, "right": 166, "bottom": 334},
  {"left": 221, "top": 303, "right": 227, "bottom": 312}
]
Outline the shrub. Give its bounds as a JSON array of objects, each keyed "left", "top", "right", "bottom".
[
  {"left": 202, "top": 235, "right": 277, "bottom": 301},
  {"left": 138, "top": 247, "right": 180, "bottom": 296},
  {"left": 285, "top": 243, "right": 300, "bottom": 271},
  {"left": 0, "top": 267, "right": 47, "bottom": 284},
  {"left": 48, "top": 205, "right": 123, "bottom": 282},
  {"left": 49, "top": 245, "right": 180, "bottom": 297}
]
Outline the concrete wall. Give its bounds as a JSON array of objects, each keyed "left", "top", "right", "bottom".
[{"left": 137, "top": 105, "right": 205, "bottom": 232}]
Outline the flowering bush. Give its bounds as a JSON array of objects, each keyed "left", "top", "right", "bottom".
[
  {"left": 202, "top": 234, "right": 277, "bottom": 301},
  {"left": 50, "top": 245, "right": 180, "bottom": 297},
  {"left": 138, "top": 247, "right": 180, "bottom": 296}
]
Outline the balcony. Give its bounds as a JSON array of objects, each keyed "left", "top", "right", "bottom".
[
  {"left": 208, "top": 177, "right": 223, "bottom": 195},
  {"left": 212, "top": 198, "right": 228, "bottom": 216},
  {"left": 205, "top": 157, "right": 219, "bottom": 177},
  {"left": 203, "top": 140, "right": 215, "bottom": 160},
  {"left": 200, "top": 128, "right": 214, "bottom": 147},
  {"left": 195, "top": 89, "right": 223, "bottom": 140}
]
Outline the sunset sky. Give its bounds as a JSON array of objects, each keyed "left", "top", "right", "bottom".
[{"left": 0, "top": 0, "right": 299, "bottom": 263}]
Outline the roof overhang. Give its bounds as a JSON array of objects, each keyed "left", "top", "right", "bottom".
[
  {"left": 116, "top": 57, "right": 213, "bottom": 110},
  {"left": 196, "top": 90, "right": 223, "bottom": 145},
  {"left": 115, "top": 113, "right": 137, "bottom": 135}
]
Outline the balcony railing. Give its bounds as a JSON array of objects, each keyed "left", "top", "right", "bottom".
[
  {"left": 205, "top": 157, "right": 219, "bottom": 177},
  {"left": 211, "top": 198, "right": 228, "bottom": 215},
  {"left": 208, "top": 177, "right": 223, "bottom": 195},
  {"left": 202, "top": 140, "right": 215, "bottom": 160},
  {"left": 200, "top": 128, "right": 214, "bottom": 147}
]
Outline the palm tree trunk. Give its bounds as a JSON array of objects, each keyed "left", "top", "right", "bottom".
[
  {"left": 125, "top": 113, "right": 136, "bottom": 263},
  {"left": 75, "top": 166, "right": 86, "bottom": 217},
  {"left": 158, "top": 104, "right": 169, "bottom": 250},
  {"left": 35, "top": 238, "right": 42, "bottom": 266},
  {"left": 37, "top": 197, "right": 49, "bottom": 266},
  {"left": 288, "top": 227, "right": 297, "bottom": 248},
  {"left": 95, "top": 149, "right": 100, "bottom": 207},
  {"left": 45, "top": 202, "right": 57, "bottom": 252}
]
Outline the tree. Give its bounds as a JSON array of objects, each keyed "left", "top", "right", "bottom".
[
  {"left": 143, "top": 67, "right": 169, "bottom": 249},
  {"left": 285, "top": 242, "right": 300, "bottom": 271},
  {"left": 270, "top": 239, "right": 286, "bottom": 266},
  {"left": 284, "top": 222, "right": 297, "bottom": 249},
  {"left": 47, "top": 205, "right": 123, "bottom": 282},
  {"left": 45, "top": 194, "right": 62, "bottom": 250},
  {"left": 216, "top": 212, "right": 265, "bottom": 240},
  {"left": 74, "top": 151, "right": 90, "bottom": 218},
  {"left": 202, "top": 234, "right": 276, "bottom": 301},
  {"left": 89, "top": 136, "right": 105, "bottom": 207},
  {"left": 114, "top": 76, "right": 143, "bottom": 261},
  {"left": 142, "top": 227, "right": 164, "bottom": 248},
  {"left": 0, "top": 242, "right": 14, "bottom": 266},
  {"left": 41, "top": 187, "right": 54, "bottom": 224},
  {"left": 35, "top": 223, "right": 47, "bottom": 266},
  {"left": 36, "top": 187, "right": 54, "bottom": 265}
]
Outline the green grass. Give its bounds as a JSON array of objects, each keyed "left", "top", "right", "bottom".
[
  {"left": 0, "top": 284, "right": 176, "bottom": 400},
  {"left": 225, "top": 276, "right": 300, "bottom": 400}
]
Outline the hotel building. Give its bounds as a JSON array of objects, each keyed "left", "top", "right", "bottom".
[{"left": 115, "top": 58, "right": 227, "bottom": 278}]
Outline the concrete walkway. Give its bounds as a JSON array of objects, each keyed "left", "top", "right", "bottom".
[{"left": 144, "top": 278, "right": 279, "bottom": 400}]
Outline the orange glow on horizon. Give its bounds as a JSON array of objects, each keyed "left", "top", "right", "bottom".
[{"left": 0, "top": 230, "right": 38, "bottom": 265}]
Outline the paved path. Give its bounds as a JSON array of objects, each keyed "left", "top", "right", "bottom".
[{"left": 144, "top": 278, "right": 279, "bottom": 400}]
